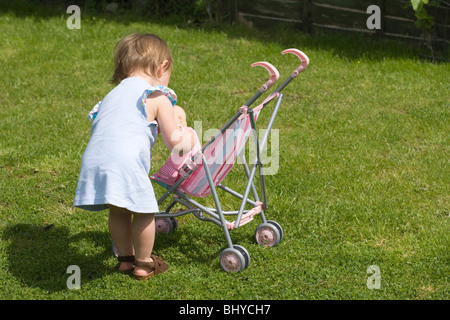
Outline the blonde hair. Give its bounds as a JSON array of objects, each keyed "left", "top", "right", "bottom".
[{"left": 111, "top": 33, "right": 173, "bottom": 84}]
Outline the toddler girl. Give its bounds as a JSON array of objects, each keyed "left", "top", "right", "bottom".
[{"left": 74, "top": 33, "right": 195, "bottom": 280}]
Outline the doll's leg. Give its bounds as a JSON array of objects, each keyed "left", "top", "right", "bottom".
[{"left": 173, "top": 105, "right": 187, "bottom": 127}]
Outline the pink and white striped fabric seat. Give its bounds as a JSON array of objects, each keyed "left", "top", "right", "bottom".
[{"left": 150, "top": 97, "right": 275, "bottom": 197}]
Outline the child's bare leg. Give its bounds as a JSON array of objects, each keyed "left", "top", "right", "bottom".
[
  {"left": 108, "top": 206, "right": 134, "bottom": 271},
  {"left": 131, "top": 213, "right": 156, "bottom": 277}
]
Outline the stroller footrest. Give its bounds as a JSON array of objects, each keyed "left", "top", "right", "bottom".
[{"left": 226, "top": 202, "right": 263, "bottom": 230}]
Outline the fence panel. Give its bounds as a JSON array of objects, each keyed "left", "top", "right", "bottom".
[{"left": 235, "top": 0, "right": 449, "bottom": 45}]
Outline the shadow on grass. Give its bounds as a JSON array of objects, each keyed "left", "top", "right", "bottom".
[
  {"left": 3, "top": 220, "right": 236, "bottom": 292},
  {"left": 3, "top": 223, "right": 113, "bottom": 293}
]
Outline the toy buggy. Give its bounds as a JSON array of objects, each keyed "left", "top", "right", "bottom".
[{"left": 115, "top": 49, "right": 309, "bottom": 272}]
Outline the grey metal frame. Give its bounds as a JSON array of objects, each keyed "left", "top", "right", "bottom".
[
  {"left": 154, "top": 71, "right": 297, "bottom": 249},
  {"left": 154, "top": 94, "right": 284, "bottom": 249}
]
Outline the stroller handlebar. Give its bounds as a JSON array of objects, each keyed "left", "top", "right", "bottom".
[
  {"left": 244, "top": 48, "right": 309, "bottom": 107},
  {"left": 281, "top": 48, "right": 310, "bottom": 78},
  {"left": 251, "top": 61, "right": 280, "bottom": 93}
]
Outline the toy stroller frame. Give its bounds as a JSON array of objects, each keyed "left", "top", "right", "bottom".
[{"left": 152, "top": 49, "right": 309, "bottom": 272}]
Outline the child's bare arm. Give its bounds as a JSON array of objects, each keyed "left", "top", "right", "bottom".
[{"left": 146, "top": 93, "right": 194, "bottom": 153}]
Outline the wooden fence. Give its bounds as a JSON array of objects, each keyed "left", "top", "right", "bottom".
[{"left": 233, "top": 0, "right": 449, "bottom": 47}]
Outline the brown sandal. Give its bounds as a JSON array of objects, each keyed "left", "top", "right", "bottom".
[
  {"left": 117, "top": 255, "right": 135, "bottom": 274},
  {"left": 133, "top": 255, "right": 168, "bottom": 281}
]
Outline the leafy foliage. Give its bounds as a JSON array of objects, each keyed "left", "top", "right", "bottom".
[{"left": 406, "top": 0, "right": 441, "bottom": 30}]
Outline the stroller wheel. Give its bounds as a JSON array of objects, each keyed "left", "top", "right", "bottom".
[
  {"left": 233, "top": 245, "right": 250, "bottom": 269},
  {"left": 255, "top": 223, "right": 281, "bottom": 247},
  {"left": 155, "top": 217, "right": 176, "bottom": 234},
  {"left": 267, "top": 220, "right": 283, "bottom": 243},
  {"left": 170, "top": 217, "right": 178, "bottom": 230},
  {"left": 220, "top": 248, "right": 246, "bottom": 272}
]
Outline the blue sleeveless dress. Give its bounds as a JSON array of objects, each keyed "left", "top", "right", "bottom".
[{"left": 73, "top": 77, "right": 177, "bottom": 213}]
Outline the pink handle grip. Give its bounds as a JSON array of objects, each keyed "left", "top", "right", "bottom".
[
  {"left": 281, "top": 48, "right": 309, "bottom": 78},
  {"left": 251, "top": 61, "right": 280, "bottom": 93}
]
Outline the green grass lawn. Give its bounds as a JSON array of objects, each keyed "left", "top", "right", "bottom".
[{"left": 0, "top": 3, "right": 449, "bottom": 300}]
